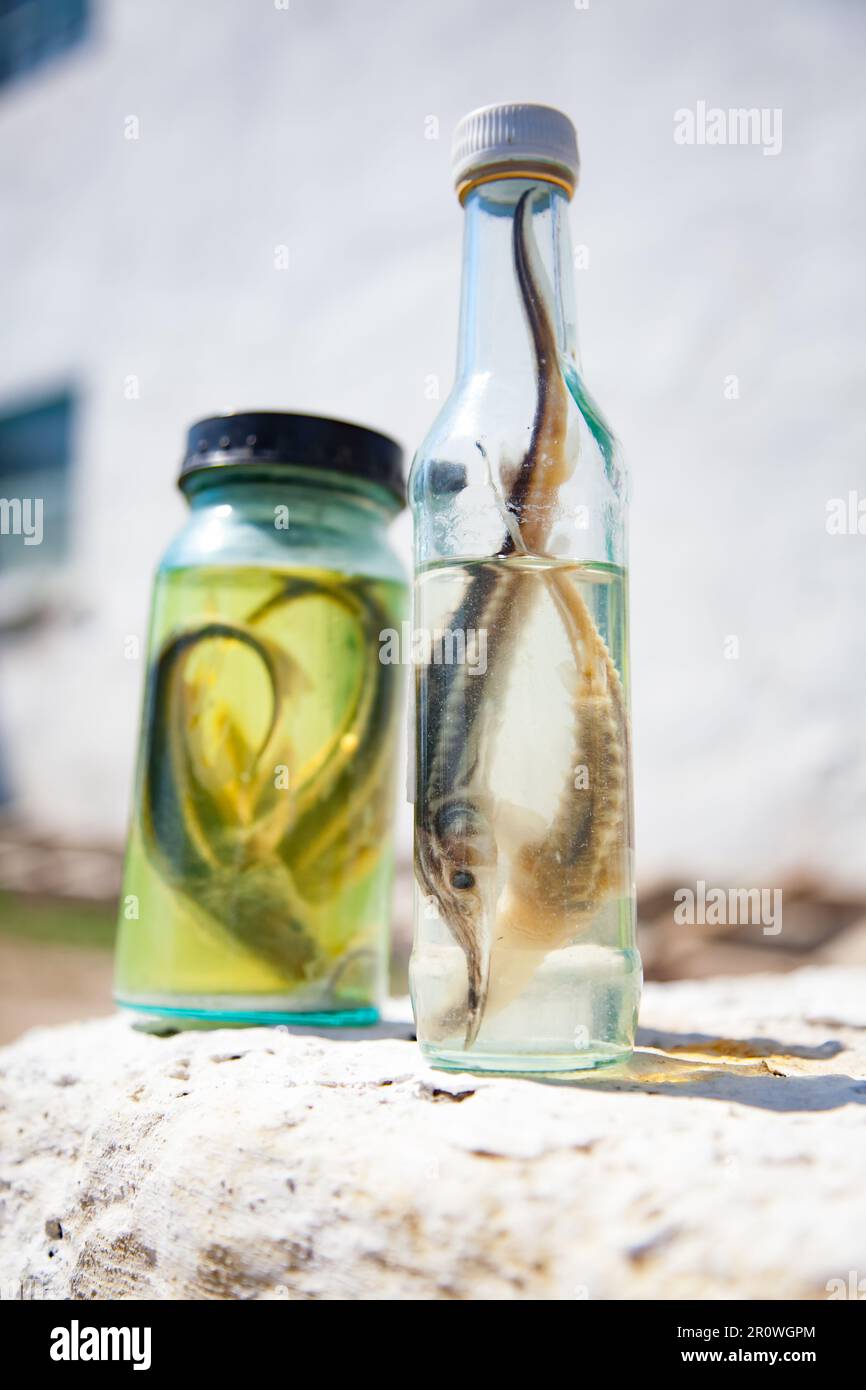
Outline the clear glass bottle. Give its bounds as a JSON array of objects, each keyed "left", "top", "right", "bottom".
[
  {"left": 115, "top": 412, "right": 407, "bottom": 1027},
  {"left": 409, "top": 104, "right": 640, "bottom": 1072}
]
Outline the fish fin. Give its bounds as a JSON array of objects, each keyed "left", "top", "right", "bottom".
[
  {"left": 464, "top": 943, "right": 490, "bottom": 1048},
  {"left": 476, "top": 441, "right": 528, "bottom": 554}
]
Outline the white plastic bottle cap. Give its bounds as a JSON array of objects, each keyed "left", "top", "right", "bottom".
[{"left": 451, "top": 103, "right": 579, "bottom": 201}]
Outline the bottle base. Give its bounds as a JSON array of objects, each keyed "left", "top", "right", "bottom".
[
  {"left": 419, "top": 1041, "right": 632, "bottom": 1075},
  {"left": 115, "top": 994, "right": 379, "bottom": 1030}
]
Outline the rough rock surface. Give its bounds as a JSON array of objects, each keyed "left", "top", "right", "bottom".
[{"left": 2, "top": 967, "right": 866, "bottom": 1301}]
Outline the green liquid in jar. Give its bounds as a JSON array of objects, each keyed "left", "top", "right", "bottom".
[{"left": 115, "top": 563, "right": 405, "bottom": 1025}]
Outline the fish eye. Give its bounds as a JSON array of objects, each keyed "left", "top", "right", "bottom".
[{"left": 450, "top": 870, "right": 475, "bottom": 890}]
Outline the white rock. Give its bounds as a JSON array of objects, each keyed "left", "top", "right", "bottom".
[{"left": 1, "top": 967, "right": 865, "bottom": 1301}]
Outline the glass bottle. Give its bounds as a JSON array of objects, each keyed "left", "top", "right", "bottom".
[
  {"left": 115, "top": 412, "right": 407, "bottom": 1026},
  {"left": 409, "top": 104, "right": 640, "bottom": 1072}
]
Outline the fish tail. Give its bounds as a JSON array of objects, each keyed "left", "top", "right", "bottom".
[
  {"left": 504, "top": 189, "right": 570, "bottom": 554},
  {"left": 464, "top": 943, "right": 490, "bottom": 1048}
]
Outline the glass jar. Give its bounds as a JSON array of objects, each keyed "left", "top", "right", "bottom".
[{"left": 115, "top": 412, "right": 407, "bottom": 1026}]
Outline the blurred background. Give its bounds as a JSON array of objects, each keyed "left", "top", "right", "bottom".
[{"left": 0, "top": 0, "right": 864, "bottom": 1043}]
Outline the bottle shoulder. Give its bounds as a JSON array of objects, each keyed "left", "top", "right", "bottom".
[
  {"left": 409, "top": 363, "right": 627, "bottom": 566},
  {"left": 411, "top": 363, "right": 624, "bottom": 482}
]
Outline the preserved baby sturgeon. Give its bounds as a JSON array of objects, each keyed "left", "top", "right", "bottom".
[
  {"left": 137, "top": 569, "right": 402, "bottom": 988},
  {"left": 415, "top": 191, "right": 629, "bottom": 1046}
]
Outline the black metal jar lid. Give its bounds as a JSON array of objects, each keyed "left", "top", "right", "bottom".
[{"left": 180, "top": 411, "right": 405, "bottom": 506}]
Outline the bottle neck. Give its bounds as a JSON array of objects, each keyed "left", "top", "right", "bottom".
[{"left": 455, "top": 178, "right": 579, "bottom": 381}]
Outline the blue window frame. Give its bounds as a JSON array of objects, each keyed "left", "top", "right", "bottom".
[
  {"left": 0, "top": 0, "right": 89, "bottom": 90},
  {"left": 0, "top": 389, "right": 76, "bottom": 573}
]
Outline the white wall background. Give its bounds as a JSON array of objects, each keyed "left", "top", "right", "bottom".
[{"left": 1, "top": 0, "right": 864, "bottom": 891}]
